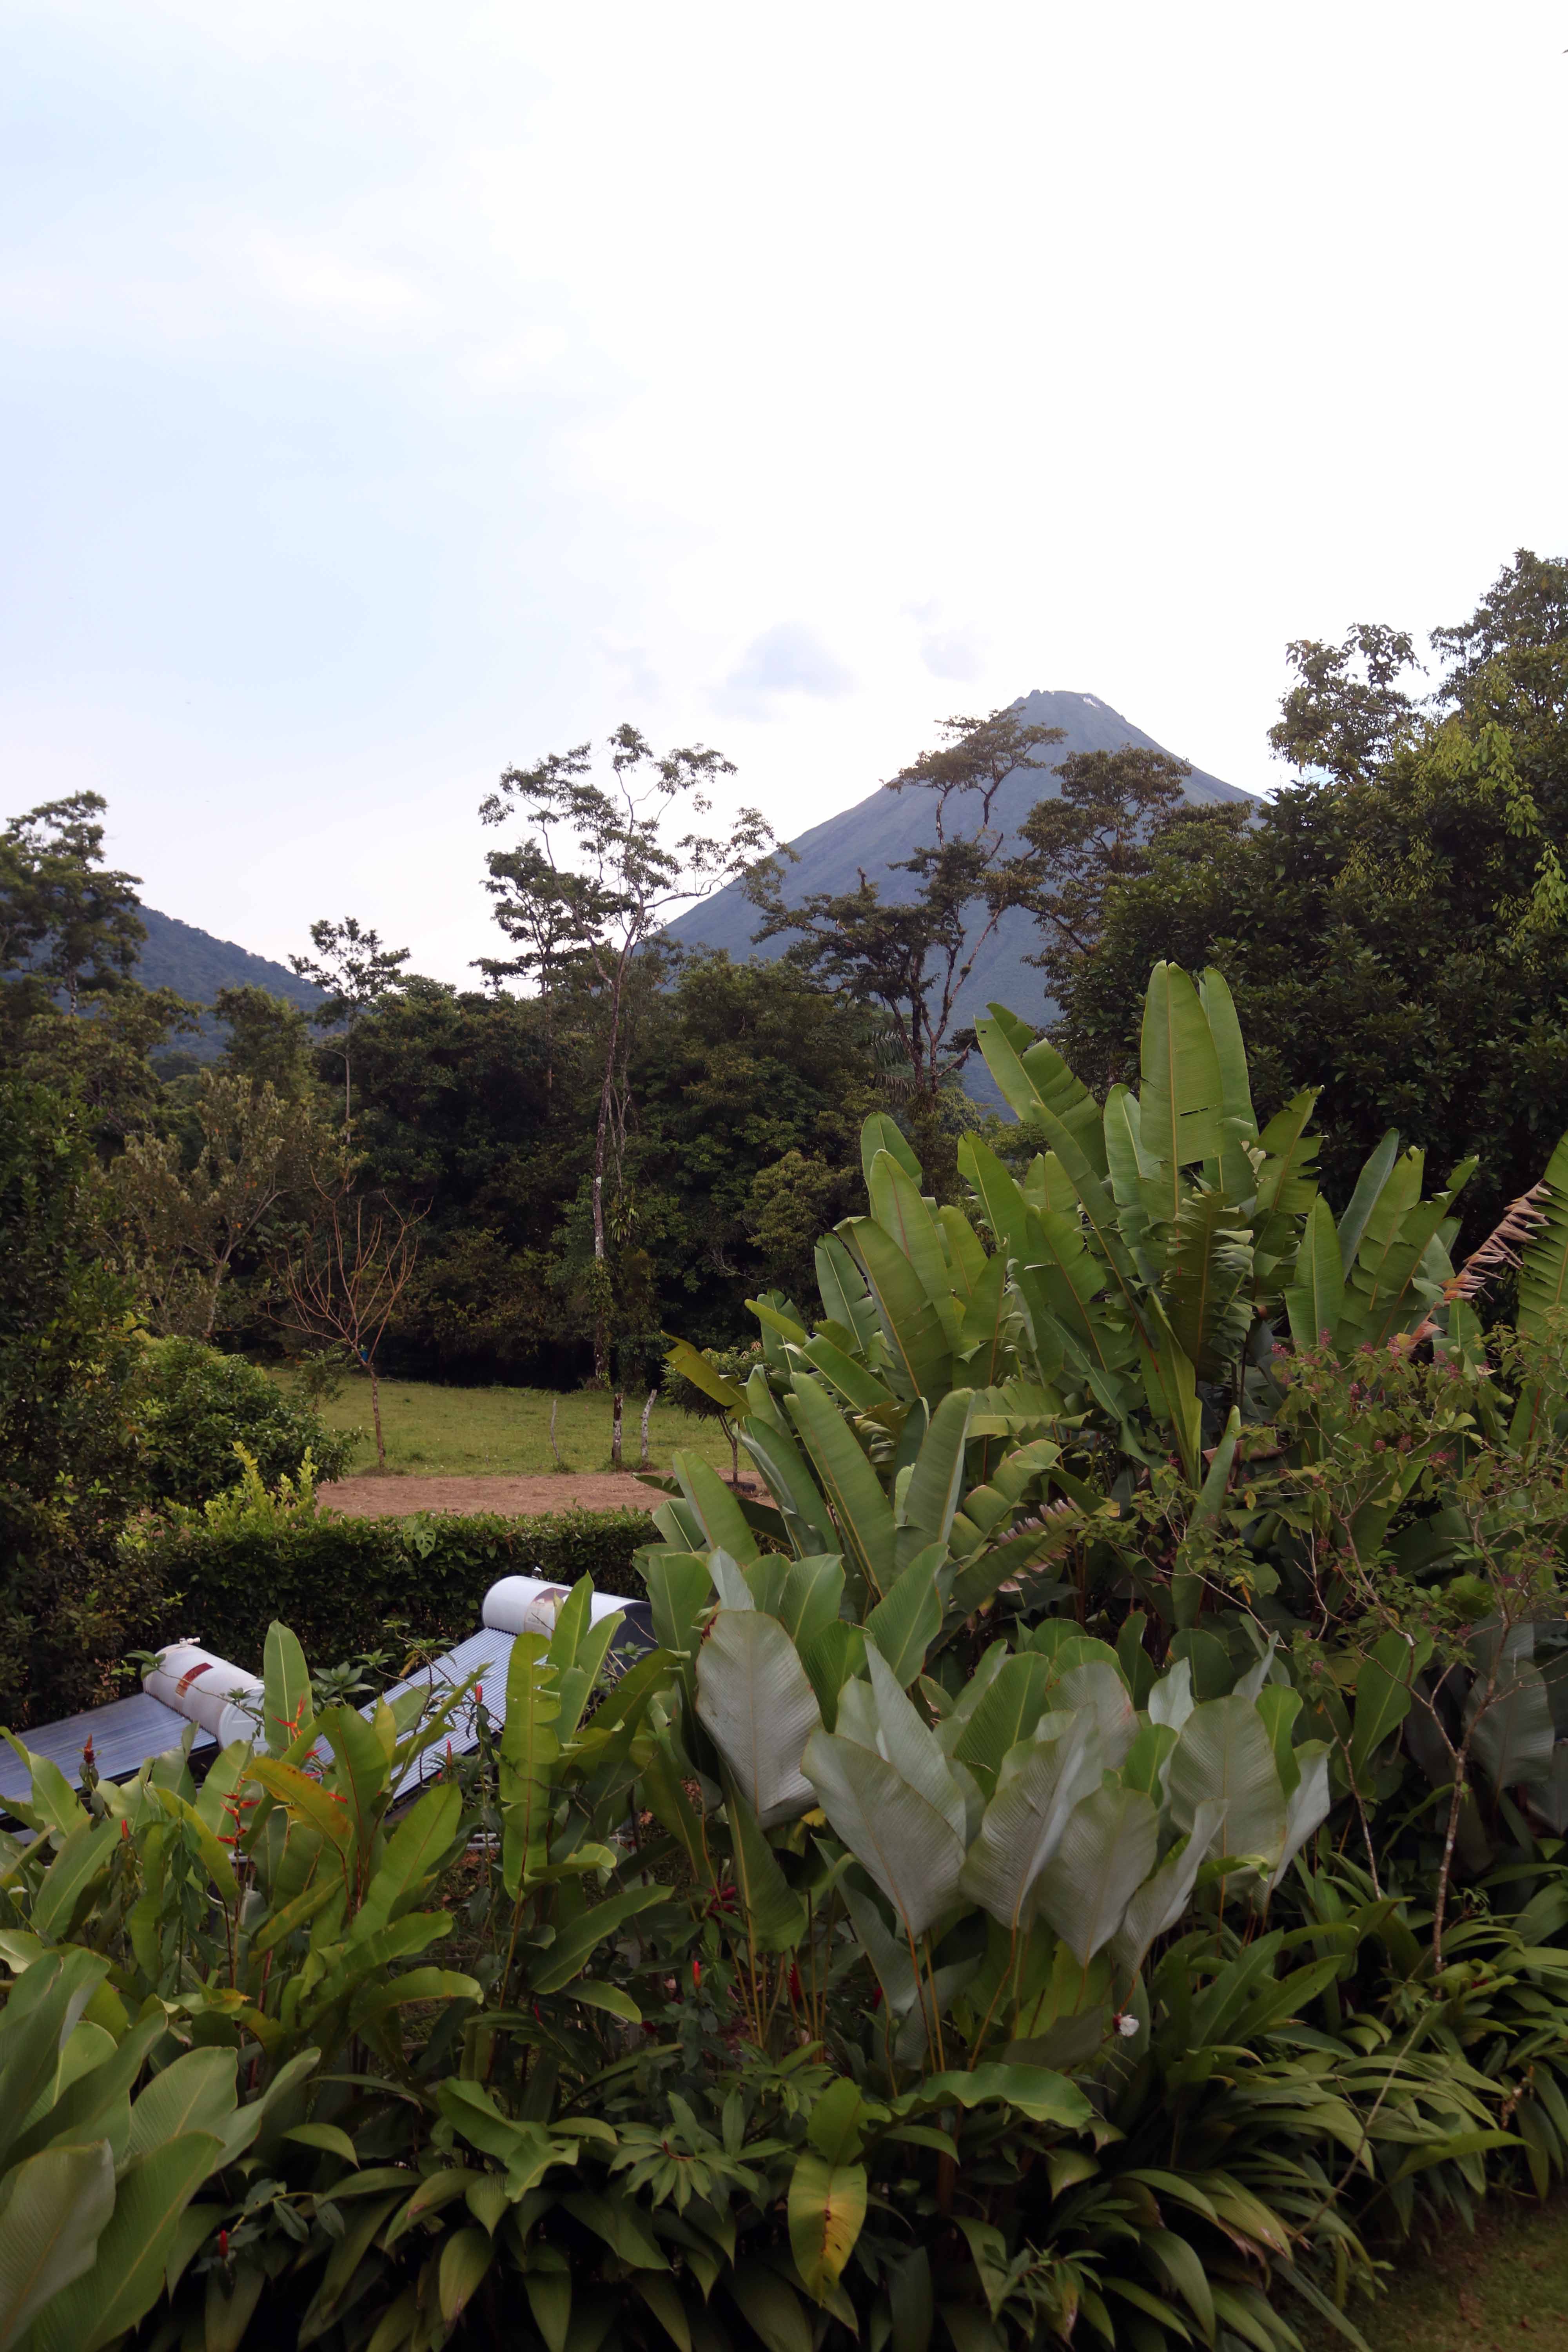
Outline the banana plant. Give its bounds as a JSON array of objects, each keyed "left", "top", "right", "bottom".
[
  {"left": 684, "top": 1547, "right": 1331, "bottom": 2079},
  {"left": 657, "top": 964, "right": 1486, "bottom": 1645}
]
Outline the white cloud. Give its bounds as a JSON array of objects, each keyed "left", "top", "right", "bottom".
[{"left": 715, "top": 624, "right": 854, "bottom": 717}]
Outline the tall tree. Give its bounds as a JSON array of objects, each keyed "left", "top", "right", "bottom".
[
  {"left": 479, "top": 725, "right": 773, "bottom": 1465},
  {"left": 743, "top": 706, "right": 1063, "bottom": 1156},
  {"left": 0, "top": 793, "right": 145, "bottom": 1012},
  {"left": 108, "top": 1069, "right": 327, "bottom": 1339},
  {"left": 290, "top": 916, "right": 410, "bottom": 1134},
  {"left": 1266, "top": 621, "right": 1422, "bottom": 786},
  {"left": 1017, "top": 744, "right": 1199, "bottom": 1001},
  {"left": 1051, "top": 550, "right": 1568, "bottom": 1232}
]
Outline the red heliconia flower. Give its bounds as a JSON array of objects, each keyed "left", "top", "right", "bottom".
[
  {"left": 691, "top": 1958, "right": 702, "bottom": 1990},
  {"left": 788, "top": 1963, "right": 803, "bottom": 2003},
  {"left": 120, "top": 1818, "right": 130, "bottom": 1841},
  {"left": 869, "top": 1983, "right": 884, "bottom": 2010},
  {"left": 474, "top": 1686, "right": 483, "bottom": 1706},
  {"left": 218, "top": 2229, "right": 229, "bottom": 2260}
]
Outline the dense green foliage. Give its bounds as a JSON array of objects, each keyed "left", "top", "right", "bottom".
[
  {"left": 1053, "top": 552, "right": 1568, "bottom": 1229},
  {"left": 336, "top": 951, "right": 887, "bottom": 1378},
  {"left": 0, "top": 1079, "right": 158, "bottom": 1726},
  {"left": 129, "top": 1338, "right": 358, "bottom": 1506},
  {"left": 121, "top": 1480, "right": 653, "bottom": 1662},
  {"left": 8, "top": 969, "right": 1568, "bottom": 2352}
]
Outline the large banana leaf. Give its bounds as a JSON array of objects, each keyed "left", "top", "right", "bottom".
[
  {"left": 900, "top": 1388, "right": 973, "bottom": 1551},
  {"left": 1284, "top": 1194, "right": 1345, "bottom": 1353},
  {"left": 1517, "top": 1130, "right": 1568, "bottom": 1338},
  {"left": 840, "top": 1216, "right": 953, "bottom": 1402},
  {"left": 860, "top": 1112, "right": 922, "bottom": 1190},
  {"left": 1111, "top": 1799, "right": 1227, "bottom": 1978},
  {"left": 1140, "top": 962, "right": 1227, "bottom": 1210},
  {"left": 802, "top": 1730, "right": 965, "bottom": 1938},
  {"left": 1336, "top": 1129, "right": 1402, "bottom": 1265},
  {"left": 975, "top": 1011, "right": 1107, "bottom": 1176},
  {"left": 738, "top": 1419, "right": 837, "bottom": 1560},
  {"left": 868, "top": 1151, "right": 953, "bottom": 1318},
  {"left": 1165, "top": 1696, "right": 1287, "bottom": 1864},
  {"left": 958, "top": 1716, "right": 1104, "bottom": 1932},
  {"left": 1032, "top": 1781, "right": 1160, "bottom": 1964},
  {"left": 1161, "top": 1187, "right": 1253, "bottom": 1380},
  {"left": 1198, "top": 969, "right": 1256, "bottom": 1134},
  {"left": 696, "top": 1610, "right": 822, "bottom": 1826},
  {"left": 784, "top": 1375, "right": 898, "bottom": 1599}
]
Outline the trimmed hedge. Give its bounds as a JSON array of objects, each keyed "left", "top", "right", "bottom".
[{"left": 127, "top": 1506, "right": 653, "bottom": 1673}]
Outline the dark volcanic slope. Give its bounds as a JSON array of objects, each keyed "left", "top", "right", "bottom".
[{"left": 667, "top": 690, "right": 1252, "bottom": 1094}]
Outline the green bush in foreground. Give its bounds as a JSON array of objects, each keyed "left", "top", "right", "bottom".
[
  {"left": 120, "top": 1478, "right": 652, "bottom": 1663},
  {"left": 128, "top": 1335, "right": 359, "bottom": 1507}
]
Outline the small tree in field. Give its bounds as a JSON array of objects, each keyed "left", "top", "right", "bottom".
[
  {"left": 278, "top": 1171, "right": 423, "bottom": 1473},
  {"left": 479, "top": 724, "right": 772, "bottom": 1466}
]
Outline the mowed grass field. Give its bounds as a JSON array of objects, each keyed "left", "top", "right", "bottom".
[
  {"left": 270, "top": 1370, "right": 740, "bottom": 1481},
  {"left": 1305, "top": 2192, "right": 1568, "bottom": 2352}
]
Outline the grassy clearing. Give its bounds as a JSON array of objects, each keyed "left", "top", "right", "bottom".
[
  {"left": 1314, "top": 2193, "right": 1568, "bottom": 2352},
  {"left": 270, "top": 1369, "right": 740, "bottom": 1481}
]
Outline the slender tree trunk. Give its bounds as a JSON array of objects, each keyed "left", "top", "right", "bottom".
[
  {"left": 369, "top": 1358, "right": 386, "bottom": 1472},
  {"left": 548, "top": 1396, "right": 564, "bottom": 1469},
  {"left": 639, "top": 1386, "right": 656, "bottom": 1469},
  {"left": 591, "top": 952, "right": 631, "bottom": 1390},
  {"left": 611, "top": 1385, "right": 624, "bottom": 1471}
]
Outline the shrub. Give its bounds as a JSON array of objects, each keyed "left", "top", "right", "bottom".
[
  {"left": 0, "top": 1078, "right": 147, "bottom": 1726},
  {"left": 128, "top": 1335, "right": 358, "bottom": 1505},
  {"left": 120, "top": 1493, "right": 652, "bottom": 1667}
]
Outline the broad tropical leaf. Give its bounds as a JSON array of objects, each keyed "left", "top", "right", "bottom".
[
  {"left": 0, "top": 2138, "right": 115, "bottom": 2351},
  {"left": 959, "top": 1716, "right": 1103, "bottom": 1932},
  {"left": 1518, "top": 1131, "right": 1568, "bottom": 1338},
  {"left": 1166, "top": 1696, "right": 1287, "bottom": 1863},
  {"left": 1140, "top": 962, "right": 1226, "bottom": 1208},
  {"left": 696, "top": 1610, "right": 822, "bottom": 1826},
  {"left": 788, "top": 2152, "right": 868, "bottom": 2303},
  {"left": 802, "top": 1731, "right": 965, "bottom": 1937}
]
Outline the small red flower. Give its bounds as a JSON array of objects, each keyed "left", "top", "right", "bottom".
[
  {"left": 120, "top": 1818, "right": 130, "bottom": 1841},
  {"left": 474, "top": 1686, "right": 483, "bottom": 1706},
  {"left": 218, "top": 2229, "right": 229, "bottom": 2260},
  {"left": 691, "top": 1958, "right": 702, "bottom": 1990},
  {"left": 788, "top": 1963, "right": 803, "bottom": 2003}
]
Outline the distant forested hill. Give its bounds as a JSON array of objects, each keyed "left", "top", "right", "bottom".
[{"left": 135, "top": 907, "right": 321, "bottom": 1058}]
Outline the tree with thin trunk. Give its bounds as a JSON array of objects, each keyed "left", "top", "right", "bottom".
[
  {"left": 479, "top": 724, "right": 771, "bottom": 1466},
  {"left": 290, "top": 916, "right": 410, "bottom": 1136},
  {"left": 743, "top": 707, "right": 1062, "bottom": 1174},
  {"left": 277, "top": 1169, "right": 424, "bottom": 1473}
]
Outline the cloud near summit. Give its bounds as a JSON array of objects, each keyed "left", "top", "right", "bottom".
[{"left": 716, "top": 624, "right": 853, "bottom": 716}]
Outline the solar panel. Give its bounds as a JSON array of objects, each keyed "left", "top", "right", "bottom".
[
  {"left": 0, "top": 1691, "right": 212, "bottom": 1809},
  {"left": 0, "top": 1592, "right": 657, "bottom": 1818}
]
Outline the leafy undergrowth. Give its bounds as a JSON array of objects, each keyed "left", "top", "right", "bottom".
[{"left": 1334, "top": 2195, "right": 1568, "bottom": 2352}]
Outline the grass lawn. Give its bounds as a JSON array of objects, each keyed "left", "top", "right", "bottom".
[
  {"left": 271, "top": 1369, "right": 742, "bottom": 1481},
  {"left": 1315, "top": 2192, "right": 1568, "bottom": 2352}
]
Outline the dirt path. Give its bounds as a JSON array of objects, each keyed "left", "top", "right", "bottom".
[{"left": 319, "top": 1471, "right": 762, "bottom": 1520}]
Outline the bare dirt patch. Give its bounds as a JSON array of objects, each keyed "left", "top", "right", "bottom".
[{"left": 319, "top": 1471, "right": 762, "bottom": 1520}]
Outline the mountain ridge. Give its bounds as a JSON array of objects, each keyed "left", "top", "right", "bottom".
[{"left": 666, "top": 690, "right": 1252, "bottom": 1094}]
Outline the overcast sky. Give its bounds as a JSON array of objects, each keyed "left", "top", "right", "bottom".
[{"left": 3, "top": 2, "right": 1564, "bottom": 982}]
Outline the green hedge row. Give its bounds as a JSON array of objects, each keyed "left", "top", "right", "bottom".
[{"left": 129, "top": 1507, "right": 654, "bottom": 1673}]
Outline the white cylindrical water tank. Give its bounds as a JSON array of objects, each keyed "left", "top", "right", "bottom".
[
  {"left": 481, "top": 1576, "right": 628, "bottom": 1637},
  {"left": 144, "top": 1644, "right": 266, "bottom": 1751}
]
